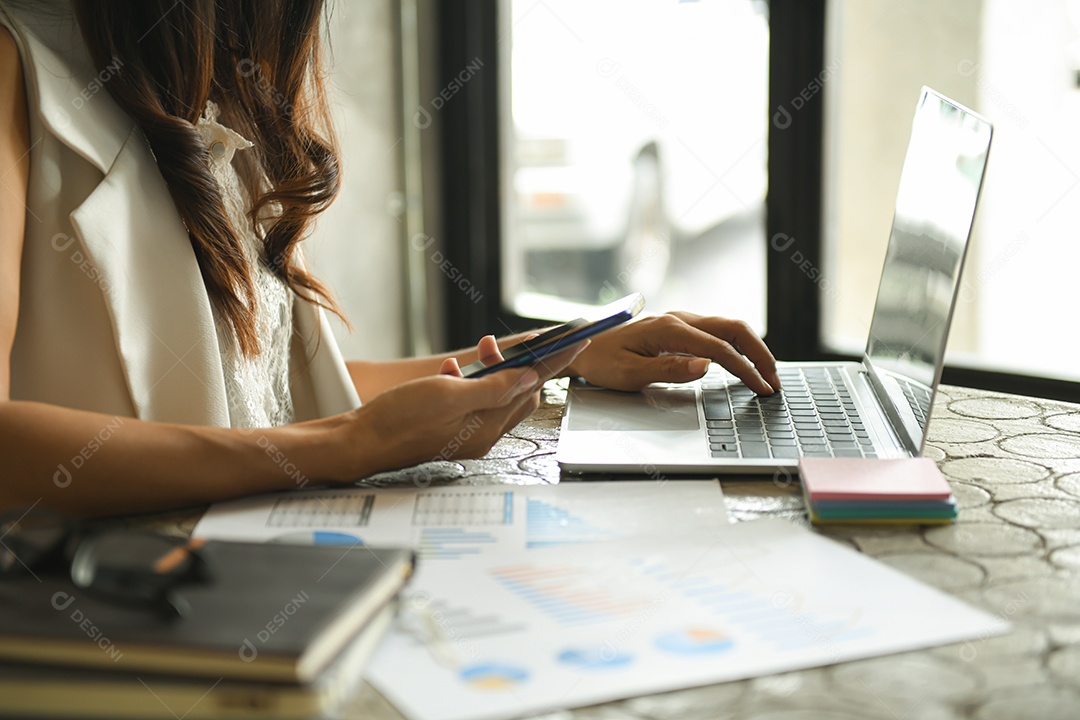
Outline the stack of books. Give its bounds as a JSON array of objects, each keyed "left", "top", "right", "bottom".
[
  {"left": 0, "top": 540, "right": 414, "bottom": 719},
  {"left": 799, "top": 457, "right": 958, "bottom": 524}
]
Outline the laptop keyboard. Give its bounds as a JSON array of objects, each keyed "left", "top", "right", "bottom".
[
  {"left": 702, "top": 367, "right": 878, "bottom": 460},
  {"left": 898, "top": 377, "right": 932, "bottom": 426}
]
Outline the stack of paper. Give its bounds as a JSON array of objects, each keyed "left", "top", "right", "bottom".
[
  {"left": 366, "top": 519, "right": 1005, "bottom": 720},
  {"left": 191, "top": 480, "right": 1004, "bottom": 720},
  {"left": 799, "top": 457, "right": 957, "bottom": 524}
]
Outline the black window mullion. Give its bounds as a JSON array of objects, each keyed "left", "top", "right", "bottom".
[
  {"left": 765, "top": 0, "right": 827, "bottom": 360},
  {"left": 437, "top": 0, "right": 506, "bottom": 349}
]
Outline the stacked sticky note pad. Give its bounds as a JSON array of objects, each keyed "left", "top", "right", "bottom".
[{"left": 799, "top": 457, "right": 957, "bottom": 524}]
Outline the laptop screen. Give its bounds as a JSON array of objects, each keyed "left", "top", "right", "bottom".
[{"left": 864, "top": 88, "right": 993, "bottom": 452}]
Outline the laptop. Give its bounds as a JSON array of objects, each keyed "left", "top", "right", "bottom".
[{"left": 557, "top": 87, "right": 993, "bottom": 474}]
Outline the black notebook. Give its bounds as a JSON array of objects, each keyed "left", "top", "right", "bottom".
[
  {"left": 0, "top": 604, "right": 396, "bottom": 720},
  {"left": 0, "top": 540, "right": 414, "bottom": 683}
]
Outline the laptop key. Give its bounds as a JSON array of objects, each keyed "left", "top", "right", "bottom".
[
  {"left": 739, "top": 443, "right": 771, "bottom": 458},
  {"left": 831, "top": 442, "right": 859, "bottom": 449},
  {"left": 771, "top": 446, "right": 800, "bottom": 458},
  {"left": 770, "top": 437, "right": 797, "bottom": 446},
  {"left": 706, "top": 420, "right": 734, "bottom": 429},
  {"left": 703, "top": 394, "right": 732, "bottom": 420},
  {"left": 711, "top": 450, "right": 739, "bottom": 458},
  {"left": 833, "top": 449, "right": 863, "bottom": 457}
]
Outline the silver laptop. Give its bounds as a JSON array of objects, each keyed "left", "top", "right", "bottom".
[{"left": 557, "top": 87, "right": 993, "bottom": 474}]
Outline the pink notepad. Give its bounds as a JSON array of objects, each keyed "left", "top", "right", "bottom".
[{"left": 798, "top": 458, "right": 952, "bottom": 502}]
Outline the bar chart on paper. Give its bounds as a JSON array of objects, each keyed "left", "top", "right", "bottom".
[
  {"left": 524, "top": 497, "right": 609, "bottom": 549},
  {"left": 367, "top": 520, "right": 1012, "bottom": 720},
  {"left": 489, "top": 561, "right": 658, "bottom": 626},
  {"left": 193, "top": 481, "right": 731, "bottom": 561}
]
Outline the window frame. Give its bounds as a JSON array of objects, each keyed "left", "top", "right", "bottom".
[{"left": 435, "top": 0, "right": 1080, "bottom": 403}]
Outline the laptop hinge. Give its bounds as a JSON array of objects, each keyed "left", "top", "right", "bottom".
[{"left": 860, "top": 357, "right": 922, "bottom": 456}]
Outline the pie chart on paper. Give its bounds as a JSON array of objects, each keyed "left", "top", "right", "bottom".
[
  {"left": 459, "top": 663, "right": 530, "bottom": 691},
  {"left": 654, "top": 627, "right": 735, "bottom": 655},
  {"left": 557, "top": 647, "right": 634, "bottom": 670}
]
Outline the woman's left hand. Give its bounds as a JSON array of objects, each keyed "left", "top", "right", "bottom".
[{"left": 565, "top": 311, "right": 781, "bottom": 395}]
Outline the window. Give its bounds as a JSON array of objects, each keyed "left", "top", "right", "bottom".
[
  {"left": 435, "top": 0, "right": 1080, "bottom": 400},
  {"left": 824, "top": 0, "right": 1080, "bottom": 384},
  {"left": 500, "top": 0, "right": 769, "bottom": 329}
]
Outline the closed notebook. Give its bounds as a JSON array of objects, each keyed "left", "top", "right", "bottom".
[
  {"left": 0, "top": 541, "right": 414, "bottom": 684},
  {"left": 0, "top": 604, "right": 396, "bottom": 720}
]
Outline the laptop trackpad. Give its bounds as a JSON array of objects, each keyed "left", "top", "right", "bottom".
[{"left": 568, "top": 386, "right": 700, "bottom": 431}]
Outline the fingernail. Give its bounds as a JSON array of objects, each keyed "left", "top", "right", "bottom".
[{"left": 688, "top": 358, "right": 710, "bottom": 375}]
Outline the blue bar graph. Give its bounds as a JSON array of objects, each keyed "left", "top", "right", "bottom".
[{"left": 525, "top": 498, "right": 607, "bottom": 548}]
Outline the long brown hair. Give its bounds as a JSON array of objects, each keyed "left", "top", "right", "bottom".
[{"left": 74, "top": 0, "right": 343, "bottom": 357}]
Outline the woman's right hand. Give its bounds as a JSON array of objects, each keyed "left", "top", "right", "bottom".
[{"left": 333, "top": 340, "right": 587, "bottom": 481}]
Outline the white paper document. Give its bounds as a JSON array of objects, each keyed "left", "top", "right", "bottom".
[
  {"left": 367, "top": 519, "right": 1010, "bottom": 720},
  {"left": 193, "top": 480, "right": 731, "bottom": 559}
]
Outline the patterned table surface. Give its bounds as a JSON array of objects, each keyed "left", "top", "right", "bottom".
[{"left": 154, "top": 383, "right": 1080, "bottom": 719}]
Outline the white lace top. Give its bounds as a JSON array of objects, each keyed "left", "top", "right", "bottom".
[{"left": 196, "top": 101, "right": 295, "bottom": 429}]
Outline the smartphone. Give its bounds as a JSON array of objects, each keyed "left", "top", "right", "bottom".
[{"left": 461, "top": 293, "right": 646, "bottom": 378}]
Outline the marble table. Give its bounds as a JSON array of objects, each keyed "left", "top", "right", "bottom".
[{"left": 155, "top": 383, "right": 1080, "bottom": 719}]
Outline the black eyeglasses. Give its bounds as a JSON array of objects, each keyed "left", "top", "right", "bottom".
[{"left": 0, "top": 505, "right": 212, "bottom": 620}]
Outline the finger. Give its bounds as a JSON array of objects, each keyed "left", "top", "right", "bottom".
[
  {"left": 643, "top": 321, "right": 773, "bottom": 395},
  {"left": 597, "top": 352, "right": 708, "bottom": 392},
  {"left": 457, "top": 366, "right": 540, "bottom": 411},
  {"left": 527, "top": 339, "right": 591, "bottom": 383},
  {"left": 477, "top": 388, "right": 543, "bottom": 441},
  {"left": 440, "top": 357, "right": 463, "bottom": 377},
  {"left": 502, "top": 388, "right": 542, "bottom": 431},
  {"left": 477, "top": 334, "right": 504, "bottom": 367},
  {"left": 672, "top": 313, "right": 781, "bottom": 391}
]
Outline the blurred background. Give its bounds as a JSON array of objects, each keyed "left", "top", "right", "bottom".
[{"left": 309, "top": 0, "right": 1080, "bottom": 397}]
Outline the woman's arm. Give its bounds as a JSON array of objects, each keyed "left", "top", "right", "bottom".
[
  {"left": 0, "top": 33, "right": 335, "bottom": 517},
  {"left": 0, "top": 31, "right": 581, "bottom": 519},
  {"left": 349, "top": 310, "right": 782, "bottom": 402},
  {"left": 0, "top": 25, "right": 27, "bottom": 403},
  {"left": 347, "top": 333, "right": 534, "bottom": 402}
]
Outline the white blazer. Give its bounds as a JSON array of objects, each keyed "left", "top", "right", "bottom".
[{"left": 1, "top": 4, "right": 361, "bottom": 426}]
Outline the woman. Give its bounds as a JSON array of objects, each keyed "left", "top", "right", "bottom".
[{"left": 0, "top": 0, "right": 779, "bottom": 518}]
